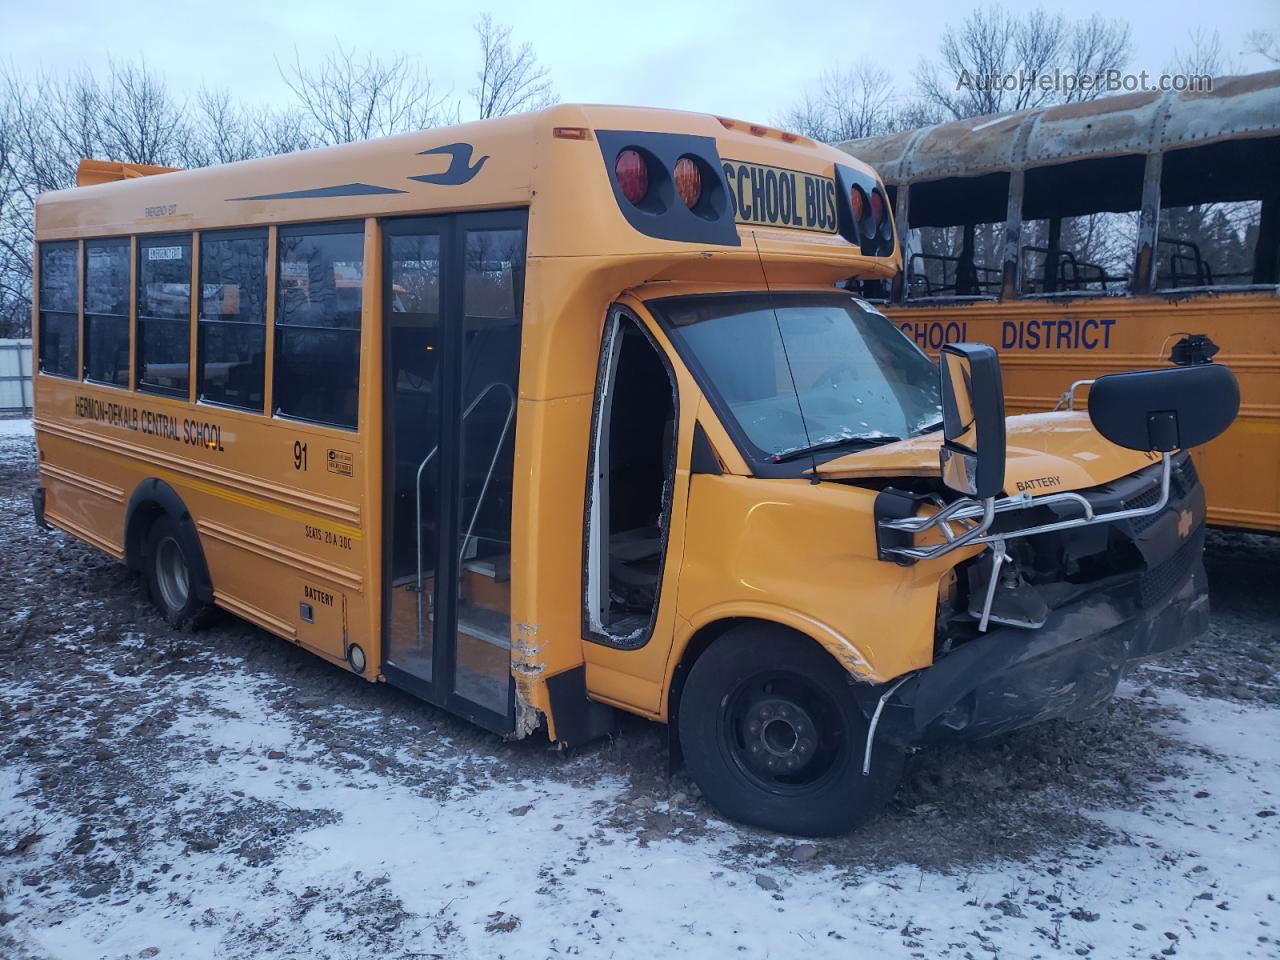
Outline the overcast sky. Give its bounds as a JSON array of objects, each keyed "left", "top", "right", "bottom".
[{"left": 2, "top": 0, "right": 1277, "bottom": 124}]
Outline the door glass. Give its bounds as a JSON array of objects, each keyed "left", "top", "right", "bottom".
[
  {"left": 385, "top": 233, "right": 443, "bottom": 682},
  {"left": 453, "top": 228, "right": 524, "bottom": 713}
]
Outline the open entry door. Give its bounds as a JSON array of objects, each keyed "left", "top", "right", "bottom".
[{"left": 381, "top": 210, "right": 526, "bottom": 731}]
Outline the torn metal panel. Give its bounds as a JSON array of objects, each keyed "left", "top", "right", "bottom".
[
  {"left": 839, "top": 69, "right": 1280, "bottom": 187},
  {"left": 1161, "top": 71, "right": 1280, "bottom": 149}
]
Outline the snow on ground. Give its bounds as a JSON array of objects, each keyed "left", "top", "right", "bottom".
[
  {"left": 0, "top": 418, "right": 34, "bottom": 465},
  {"left": 1, "top": 423, "right": 1278, "bottom": 959}
]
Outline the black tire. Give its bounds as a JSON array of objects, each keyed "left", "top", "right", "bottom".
[
  {"left": 144, "top": 515, "right": 210, "bottom": 628},
  {"left": 678, "top": 625, "right": 903, "bottom": 836}
]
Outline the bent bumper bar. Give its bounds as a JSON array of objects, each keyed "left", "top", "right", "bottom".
[{"left": 875, "top": 557, "right": 1209, "bottom": 744}]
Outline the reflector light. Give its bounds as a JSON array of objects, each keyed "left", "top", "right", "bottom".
[
  {"left": 615, "top": 149, "right": 649, "bottom": 205},
  {"left": 850, "top": 186, "right": 866, "bottom": 222},
  {"left": 870, "top": 189, "right": 884, "bottom": 225},
  {"left": 749, "top": 125, "right": 767, "bottom": 137},
  {"left": 674, "top": 156, "right": 701, "bottom": 208},
  {"left": 781, "top": 132, "right": 798, "bottom": 143},
  {"left": 553, "top": 126, "right": 589, "bottom": 140}
]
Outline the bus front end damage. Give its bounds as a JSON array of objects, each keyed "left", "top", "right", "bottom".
[
  {"left": 872, "top": 453, "right": 1208, "bottom": 746},
  {"left": 865, "top": 344, "right": 1236, "bottom": 752}
]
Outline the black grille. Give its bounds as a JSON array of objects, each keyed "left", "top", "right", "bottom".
[
  {"left": 1139, "top": 526, "right": 1203, "bottom": 608},
  {"left": 1123, "top": 456, "right": 1197, "bottom": 534},
  {"left": 1124, "top": 482, "right": 1164, "bottom": 533},
  {"left": 1178, "top": 457, "right": 1199, "bottom": 493}
]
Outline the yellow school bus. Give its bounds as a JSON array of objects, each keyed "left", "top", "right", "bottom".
[
  {"left": 32, "top": 105, "right": 1237, "bottom": 835},
  {"left": 841, "top": 70, "right": 1280, "bottom": 532}
]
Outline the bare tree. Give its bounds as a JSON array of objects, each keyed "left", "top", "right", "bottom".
[
  {"left": 279, "top": 42, "right": 454, "bottom": 145},
  {"left": 250, "top": 105, "right": 316, "bottom": 157},
  {"left": 97, "top": 59, "right": 188, "bottom": 165},
  {"left": 181, "top": 87, "right": 263, "bottom": 167},
  {"left": 775, "top": 62, "right": 898, "bottom": 143},
  {"left": 1169, "top": 27, "right": 1238, "bottom": 77},
  {"left": 1247, "top": 28, "right": 1280, "bottom": 65},
  {"left": 916, "top": 6, "right": 1131, "bottom": 120},
  {"left": 471, "top": 14, "right": 556, "bottom": 119}
]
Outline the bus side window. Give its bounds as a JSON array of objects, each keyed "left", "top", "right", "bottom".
[
  {"left": 137, "top": 234, "right": 193, "bottom": 398},
  {"left": 905, "top": 173, "right": 1007, "bottom": 301},
  {"left": 274, "top": 223, "right": 364, "bottom": 430},
  {"left": 84, "top": 238, "right": 131, "bottom": 387},
  {"left": 199, "top": 229, "right": 268, "bottom": 412},
  {"left": 38, "top": 241, "right": 79, "bottom": 378},
  {"left": 1019, "top": 155, "right": 1142, "bottom": 297},
  {"left": 1156, "top": 136, "right": 1280, "bottom": 290}
]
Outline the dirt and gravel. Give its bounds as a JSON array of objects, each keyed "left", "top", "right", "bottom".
[{"left": 1, "top": 422, "right": 1277, "bottom": 959}]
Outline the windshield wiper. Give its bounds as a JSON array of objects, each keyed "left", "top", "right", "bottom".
[
  {"left": 917, "top": 419, "right": 945, "bottom": 434},
  {"left": 771, "top": 434, "right": 903, "bottom": 463}
]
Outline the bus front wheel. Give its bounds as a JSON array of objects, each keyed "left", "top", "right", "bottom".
[
  {"left": 144, "top": 516, "right": 210, "bottom": 628},
  {"left": 678, "top": 625, "right": 902, "bottom": 836}
]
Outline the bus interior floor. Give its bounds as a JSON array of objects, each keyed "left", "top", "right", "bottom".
[{"left": 0, "top": 421, "right": 1277, "bottom": 960}]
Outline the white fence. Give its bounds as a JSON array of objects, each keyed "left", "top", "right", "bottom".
[{"left": 0, "top": 339, "right": 33, "bottom": 416}]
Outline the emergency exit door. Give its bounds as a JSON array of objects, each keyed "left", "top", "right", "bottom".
[{"left": 381, "top": 210, "right": 526, "bottom": 732}]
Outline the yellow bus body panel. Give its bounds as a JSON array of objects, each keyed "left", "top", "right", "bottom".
[{"left": 887, "top": 292, "right": 1280, "bottom": 531}]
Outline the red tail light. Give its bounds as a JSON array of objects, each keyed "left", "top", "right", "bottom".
[
  {"left": 674, "top": 156, "right": 702, "bottom": 208},
  {"left": 850, "top": 186, "right": 866, "bottom": 223},
  {"left": 615, "top": 149, "right": 649, "bottom": 205},
  {"left": 870, "top": 189, "right": 885, "bottom": 226}
]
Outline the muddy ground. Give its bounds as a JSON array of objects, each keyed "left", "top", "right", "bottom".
[{"left": 1, "top": 424, "right": 1277, "bottom": 959}]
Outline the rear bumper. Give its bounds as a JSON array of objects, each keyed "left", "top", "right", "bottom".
[{"left": 876, "top": 552, "right": 1209, "bottom": 744}]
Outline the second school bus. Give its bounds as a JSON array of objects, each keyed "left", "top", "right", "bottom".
[{"left": 32, "top": 105, "right": 1237, "bottom": 835}]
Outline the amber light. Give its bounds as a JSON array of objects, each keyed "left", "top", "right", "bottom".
[
  {"left": 615, "top": 149, "right": 649, "bottom": 205},
  {"left": 870, "top": 189, "right": 885, "bottom": 226},
  {"left": 553, "top": 126, "right": 590, "bottom": 140},
  {"left": 850, "top": 186, "right": 866, "bottom": 222},
  {"left": 674, "top": 157, "right": 702, "bottom": 208}
]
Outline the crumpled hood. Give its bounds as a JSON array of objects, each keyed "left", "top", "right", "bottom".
[{"left": 814, "top": 411, "right": 1156, "bottom": 494}]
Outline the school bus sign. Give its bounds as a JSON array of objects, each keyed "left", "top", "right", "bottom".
[{"left": 722, "top": 160, "right": 839, "bottom": 233}]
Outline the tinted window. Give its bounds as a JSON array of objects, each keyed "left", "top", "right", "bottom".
[
  {"left": 199, "top": 230, "right": 267, "bottom": 411},
  {"left": 38, "top": 242, "right": 79, "bottom": 377},
  {"left": 274, "top": 225, "right": 364, "bottom": 428},
  {"left": 83, "top": 239, "right": 130, "bottom": 386},
  {"left": 137, "top": 235, "right": 192, "bottom": 397}
]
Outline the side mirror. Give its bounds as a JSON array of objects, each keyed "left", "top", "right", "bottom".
[
  {"left": 1088, "top": 363, "right": 1239, "bottom": 452},
  {"left": 939, "top": 343, "right": 1007, "bottom": 499}
]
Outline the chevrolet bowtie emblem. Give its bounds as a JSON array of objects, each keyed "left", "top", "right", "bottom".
[{"left": 1177, "top": 509, "right": 1194, "bottom": 538}]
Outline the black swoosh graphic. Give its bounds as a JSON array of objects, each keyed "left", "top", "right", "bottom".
[
  {"left": 229, "top": 182, "right": 407, "bottom": 201},
  {"left": 409, "top": 143, "right": 489, "bottom": 185}
]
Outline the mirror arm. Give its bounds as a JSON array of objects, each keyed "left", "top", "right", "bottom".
[{"left": 1053, "top": 379, "right": 1095, "bottom": 412}]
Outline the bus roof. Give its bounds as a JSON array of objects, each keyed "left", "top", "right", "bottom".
[
  {"left": 35, "top": 104, "right": 896, "bottom": 284},
  {"left": 841, "top": 69, "right": 1280, "bottom": 184}
]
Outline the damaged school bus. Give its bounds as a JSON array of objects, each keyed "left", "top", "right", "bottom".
[{"left": 31, "top": 105, "right": 1239, "bottom": 836}]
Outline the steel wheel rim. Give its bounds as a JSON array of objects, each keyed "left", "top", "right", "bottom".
[
  {"left": 155, "top": 536, "right": 190, "bottom": 612},
  {"left": 719, "top": 670, "right": 847, "bottom": 796}
]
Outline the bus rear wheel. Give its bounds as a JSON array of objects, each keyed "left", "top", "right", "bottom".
[
  {"left": 678, "top": 626, "right": 902, "bottom": 836},
  {"left": 144, "top": 516, "right": 210, "bottom": 628}
]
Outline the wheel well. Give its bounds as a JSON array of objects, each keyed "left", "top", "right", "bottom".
[
  {"left": 123, "top": 478, "right": 213, "bottom": 602},
  {"left": 666, "top": 617, "right": 820, "bottom": 771},
  {"left": 124, "top": 499, "right": 166, "bottom": 573}
]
